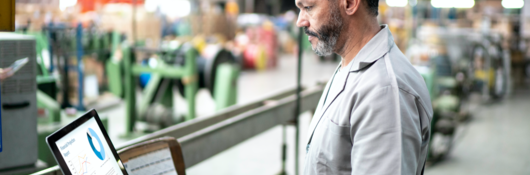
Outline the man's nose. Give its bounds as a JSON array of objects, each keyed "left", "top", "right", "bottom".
[{"left": 296, "top": 11, "right": 309, "bottom": 28}]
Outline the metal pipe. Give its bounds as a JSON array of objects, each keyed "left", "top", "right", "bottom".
[
  {"left": 118, "top": 87, "right": 305, "bottom": 147},
  {"left": 131, "top": 47, "right": 171, "bottom": 54},
  {"left": 131, "top": 65, "right": 186, "bottom": 77},
  {"left": 177, "top": 87, "right": 322, "bottom": 168},
  {"left": 32, "top": 86, "right": 323, "bottom": 174}
]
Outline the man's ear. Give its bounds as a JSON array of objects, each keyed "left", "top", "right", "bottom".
[{"left": 342, "top": 0, "right": 361, "bottom": 15}]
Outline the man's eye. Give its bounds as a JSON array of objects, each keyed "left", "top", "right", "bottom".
[{"left": 304, "top": 6, "right": 312, "bottom": 11}]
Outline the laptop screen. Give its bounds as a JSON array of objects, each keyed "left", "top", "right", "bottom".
[{"left": 55, "top": 117, "right": 124, "bottom": 175}]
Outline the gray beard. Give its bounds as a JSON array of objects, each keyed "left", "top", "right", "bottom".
[
  {"left": 312, "top": 5, "right": 343, "bottom": 56},
  {"left": 314, "top": 35, "right": 338, "bottom": 56}
]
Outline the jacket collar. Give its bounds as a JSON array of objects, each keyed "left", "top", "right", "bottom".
[
  {"left": 306, "top": 25, "right": 396, "bottom": 145},
  {"left": 348, "top": 24, "right": 395, "bottom": 72},
  {"left": 324, "top": 24, "right": 396, "bottom": 109}
]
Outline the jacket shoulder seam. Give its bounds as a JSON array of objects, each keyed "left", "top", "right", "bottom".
[{"left": 398, "top": 88, "right": 429, "bottom": 118}]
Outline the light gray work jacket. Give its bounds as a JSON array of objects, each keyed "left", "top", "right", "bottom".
[{"left": 304, "top": 25, "right": 433, "bottom": 175}]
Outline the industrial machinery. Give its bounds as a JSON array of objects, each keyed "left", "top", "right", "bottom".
[
  {"left": 34, "top": 22, "right": 121, "bottom": 111},
  {"left": 106, "top": 42, "right": 239, "bottom": 135},
  {"left": 15, "top": 23, "right": 120, "bottom": 168},
  {"left": 409, "top": 29, "right": 477, "bottom": 163},
  {"left": 415, "top": 35, "right": 510, "bottom": 163},
  {"left": 0, "top": 32, "right": 39, "bottom": 170},
  {"left": 417, "top": 54, "right": 468, "bottom": 163},
  {"left": 467, "top": 35, "right": 510, "bottom": 101}
]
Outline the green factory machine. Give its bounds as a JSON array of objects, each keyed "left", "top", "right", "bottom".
[
  {"left": 16, "top": 24, "right": 240, "bottom": 167},
  {"left": 416, "top": 63, "right": 462, "bottom": 163},
  {"left": 106, "top": 42, "right": 239, "bottom": 136},
  {"left": 417, "top": 38, "right": 510, "bottom": 163},
  {"left": 23, "top": 25, "right": 119, "bottom": 166}
]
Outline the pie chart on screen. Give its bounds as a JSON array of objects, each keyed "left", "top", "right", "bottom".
[{"left": 87, "top": 128, "right": 105, "bottom": 160}]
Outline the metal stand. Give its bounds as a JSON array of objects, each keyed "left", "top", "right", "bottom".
[
  {"left": 121, "top": 45, "right": 199, "bottom": 136},
  {"left": 294, "top": 26, "right": 303, "bottom": 175},
  {"left": 279, "top": 28, "right": 303, "bottom": 175},
  {"left": 279, "top": 125, "right": 287, "bottom": 175},
  {"left": 45, "top": 23, "right": 85, "bottom": 110},
  {"left": 280, "top": 27, "right": 304, "bottom": 175},
  {"left": 75, "top": 23, "right": 85, "bottom": 111}
]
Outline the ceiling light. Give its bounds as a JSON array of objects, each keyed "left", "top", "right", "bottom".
[
  {"left": 60, "top": 0, "right": 77, "bottom": 11},
  {"left": 431, "top": 0, "right": 474, "bottom": 8},
  {"left": 502, "top": 0, "right": 524, "bottom": 9},
  {"left": 387, "top": 0, "right": 408, "bottom": 7}
]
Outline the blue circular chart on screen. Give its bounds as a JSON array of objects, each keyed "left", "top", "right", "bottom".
[{"left": 87, "top": 128, "right": 105, "bottom": 160}]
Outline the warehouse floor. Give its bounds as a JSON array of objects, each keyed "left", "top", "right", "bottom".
[
  {"left": 425, "top": 88, "right": 530, "bottom": 175},
  {"left": 100, "top": 52, "right": 530, "bottom": 175}
]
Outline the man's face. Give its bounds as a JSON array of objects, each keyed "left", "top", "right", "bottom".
[{"left": 296, "top": 0, "right": 343, "bottom": 56}]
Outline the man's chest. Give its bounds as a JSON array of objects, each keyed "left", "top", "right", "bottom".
[{"left": 316, "top": 71, "right": 364, "bottom": 127}]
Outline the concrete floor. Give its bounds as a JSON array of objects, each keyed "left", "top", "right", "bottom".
[
  {"left": 100, "top": 52, "right": 530, "bottom": 175},
  {"left": 425, "top": 89, "right": 530, "bottom": 175}
]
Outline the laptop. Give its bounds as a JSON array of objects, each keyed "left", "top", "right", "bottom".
[{"left": 46, "top": 109, "right": 128, "bottom": 175}]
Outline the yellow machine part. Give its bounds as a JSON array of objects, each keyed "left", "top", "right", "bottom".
[
  {"left": 0, "top": 0, "right": 15, "bottom": 31},
  {"left": 255, "top": 46, "right": 267, "bottom": 71},
  {"left": 474, "top": 69, "right": 496, "bottom": 88},
  {"left": 474, "top": 70, "right": 487, "bottom": 81},
  {"left": 488, "top": 68, "right": 495, "bottom": 88},
  {"left": 192, "top": 35, "right": 207, "bottom": 53}
]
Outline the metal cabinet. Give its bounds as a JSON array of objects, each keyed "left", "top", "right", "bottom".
[{"left": 0, "top": 33, "right": 38, "bottom": 170}]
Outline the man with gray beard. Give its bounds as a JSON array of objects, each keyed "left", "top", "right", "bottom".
[{"left": 296, "top": 0, "right": 433, "bottom": 174}]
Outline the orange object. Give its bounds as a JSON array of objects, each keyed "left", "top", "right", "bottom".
[
  {"left": 78, "top": 0, "right": 96, "bottom": 13},
  {"left": 225, "top": 1, "right": 239, "bottom": 16},
  {"left": 100, "top": 0, "right": 145, "bottom": 4},
  {"left": 78, "top": 0, "right": 145, "bottom": 13}
]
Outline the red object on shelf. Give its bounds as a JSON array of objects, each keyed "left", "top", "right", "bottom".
[
  {"left": 258, "top": 28, "right": 277, "bottom": 68},
  {"left": 100, "top": 0, "right": 145, "bottom": 4},
  {"left": 78, "top": 0, "right": 96, "bottom": 13},
  {"left": 243, "top": 44, "right": 258, "bottom": 69},
  {"left": 78, "top": 0, "right": 145, "bottom": 13},
  {"left": 241, "top": 27, "right": 278, "bottom": 70}
]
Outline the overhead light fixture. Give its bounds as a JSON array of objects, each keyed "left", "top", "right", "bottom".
[
  {"left": 431, "top": 0, "right": 475, "bottom": 8},
  {"left": 386, "top": 0, "right": 408, "bottom": 7},
  {"left": 144, "top": 0, "right": 159, "bottom": 12},
  {"left": 502, "top": 0, "right": 524, "bottom": 9},
  {"left": 59, "top": 0, "right": 77, "bottom": 11},
  {"left": 454, "top": 0, "right": 475, "bottom": 8}
]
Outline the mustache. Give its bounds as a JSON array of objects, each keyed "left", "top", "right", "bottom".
[{"left": 304, "top": 27, "right": 319, "bottom": 39}]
